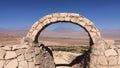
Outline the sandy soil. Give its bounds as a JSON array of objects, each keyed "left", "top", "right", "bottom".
[{"left": 53, "top": 51, "right": 80, "bottom": 68}]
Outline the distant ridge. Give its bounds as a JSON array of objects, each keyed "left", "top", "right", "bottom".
[
  {"left": 52, "top": 26, "right": 77, "bottom": 32},
  {"left": 0, "top": 27, "right": 120, "bottom": 40}
]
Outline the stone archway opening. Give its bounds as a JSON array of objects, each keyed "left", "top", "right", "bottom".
[
  {"left": 38, "top": 22, "right": 90, "bottom": 68},
  {"left": 38, "top": 22, "right": 90, "bottom": 46},
  {"left": 23, "top": 13, "right": 101, "bottom": 68}
]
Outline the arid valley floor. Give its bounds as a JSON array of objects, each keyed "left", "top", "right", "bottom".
[{"left": 0, "top": 27, "right": 120, "bottom": 68}]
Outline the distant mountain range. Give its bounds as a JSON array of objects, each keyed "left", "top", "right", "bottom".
[
  {"left": 0, "top": 27, "right": 120, "bottom": 40},
  {"left": 52, "top": 26, "right": 77, "bottom": 32}
]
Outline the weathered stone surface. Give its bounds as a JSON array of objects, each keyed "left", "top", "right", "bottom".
[
  {"left": 0, "top": 49, "right": 6, "bottom": 59},
  {"left": 65, "top": 17, "right": 70, "bottom": 21},
  {"left": 18, "top": 61, "right": 28, "bottom": 68},
  {"left": 90, "top": 63, "right": 96, "bottom": 68},
  {"left": 44, "top": 15, "right": 52, "bottom": 19},
  {"left": 36, "top": 24, "right": 42, "bottom": 30},
  {"left": 15, "top": 49, "right": 26, "bottom": 56},
  {"left": 89, "top": 32, "right": 96, "bottom": 38},
  {"left": 70, "top": 13, "right": 80, "bottom": 17},
  {"left": 98, "top": 56, "right": 108, "bottom": 65},
  {"left": 2, "top": 46, "right": 11, "bottom": 51},
  {"left": 50, "top": 17, "right": 57, "bottom": 22},
  {"left": 118, "top": 55, "right": 120, "bottom": 64},
  {"left": 0, "top": 60, "right": 5, "bottom": 68},
  {"left": 17, "top": 54, "right": 25, "bottom": 61},
  {"left": 35, "top": 47, "right": 40, "bottom": 54},
  {"left": 60, "top": 13, "right": 67, "bottom": 17},
  {"left": 78, "top": 21, "right": 86, "bottom": 26},
  {"left": 52, "top": 13, "right": 59, "bottom": 17},
  {"left": 32, "top": 21, "right": 39, "bottom": 28},
  {"left": 12, "top": 44, "right": 29, "bottom": 50},
  {"left": 28, "top": 62, "right": 35, "bottom": 68},
  {"left": 25, "top": 47, "right": 35, "bottom": 60},
  {"left": 118, "top": 49, "right": 120, "bottom": 54},
  {"left": 35, "top": 54, "right": 43, "bottom": 64},
  {"left": 71, "top": 17, "right": 79, "bottom": 23},
  {"left": 57, "top": 17, "right": 65, "bottom": 21},
  {"left": 91, "top": 55, "right": 98, "bottom": 64},
  {"left": 109, "top": 66, "right": 120, "bottom": 68},
  {"left": 96, "top": 65, "right": 109, "bottom": 68},
  {"left": 4, "top": 59, "right": 18, "bottom": 68},
  {"left": 5, "top": 51, "right": 17, "bottom": 59},
  {"left": 108, "top": 56, "right": 117, "bottom": 65},
  {"left": 85, "top": 25, "right": 92, "bottom": 31},
  {"left": 105, "top": 49, "right": 118, "bottom": 56}
]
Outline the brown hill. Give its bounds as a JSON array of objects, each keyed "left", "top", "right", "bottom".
[{"left": 0, "top": 27, "right": 120, "bottom": 45}]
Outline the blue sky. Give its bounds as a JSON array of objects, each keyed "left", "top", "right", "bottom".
[{"left": 0, "top": 0, "right": 120, "bottom": 30}]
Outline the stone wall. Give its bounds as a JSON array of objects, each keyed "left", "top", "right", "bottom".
[
  {"left": 90, "top": 39, "right": 120, "bottom": 68},
  {"left": 0, "top": 44, "right": 55, "bottom": 68}
]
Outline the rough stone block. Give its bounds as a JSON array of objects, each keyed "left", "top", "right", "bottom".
[
  {"left": 98, "top": 56, "right": 108, "bottom": 65},
  {"left": 50, "top": 17, "right": 57, "bottom": 22},
  {"left": 17, "top": 54, "right": 25, "bottom": 61},
  {"left": 18, "top": 61, "right": 28, "bottom": 68},
  {"left": 57, "top": 17, "right": 65, "bottom": 21},
  {"left": 35, "top": 54, "right": 43, "bottom": 64},
  {"left": 4, "top": 59, "right": 18, "bottom": 68},
  {"left": 78, "top": 21, "right": 86, "bottom": 26},
  {"left": 35, "top": 47, "right": 40, "bottom": 55},
  {"left": 65, "top": 17, "right": 70, "bottom": 21},
  {"left": 91, "top": 55, "right": 98, "bottom": 64},
  {"left": 12, "top": 44, "right": 29, "bottom": 50},
  {"left": 108, "top": 56, "right": 117, "bottom": 65},
  {"left": 44, "top": 15, "right": 52, "bottom": 18},
  {"left": 109, "top": 66, "right": 120, "bottom": 68},
  {"left": 70, "top": 13, "right": 80, "bottom": 17},
  {"left": 105, "top": 49, "right": 118, "bottom": 56},
  {"left": 43, "top": 19, "right": 50, "bottom": 25},
  {"left": 71, "top": 18, "right": 79, "bottom": 23},
  {"left": 0, "top": 60, "right": 5, "bottom": 68},
  {"left": 15, "top": 49, "right": 26, "bottom": 56},
  {"left": 2, "top": 46, "right": 11, "bottom": 51},
  {"left": 83, "top": 18, "right": 90, "bottom": 24},
  {"left": 89, "top": 32, "right": 97, "bottom": 38},
  {"left": 0, "top": 49, "right": 6, "bottom": 59},
  {"left": 25, "top": 47, "right": 35, "bottom": 60},
  {"left": 52, "top": 13, "right": 60, "bottom": 17},
  {"left": 5, "top": 51, "right": 17, "bottom": 59},
  {"left": 118, "top": 55, "right": 120, "bottom": 64},
  {"left": 60, "top": 13, "right": 67, "bottom": 17},
  {"left": 85, "top": 25, "right": 92, "bottom": 31},
  {"left": 28, "top": 62, "right": 35, "bottom": 68}
]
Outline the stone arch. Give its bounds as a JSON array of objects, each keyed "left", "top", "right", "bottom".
[{"left": 25, "top": 13, "right": 101, "bottom": 45}]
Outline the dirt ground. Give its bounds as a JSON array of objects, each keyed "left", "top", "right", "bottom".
[{"left": 53, "top": 51, "right": 80, "bottom": 68}]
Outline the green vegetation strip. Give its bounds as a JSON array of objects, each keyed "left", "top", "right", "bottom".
[{"left": 49, "top": 46, "right": 89, "bottom": 53}]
